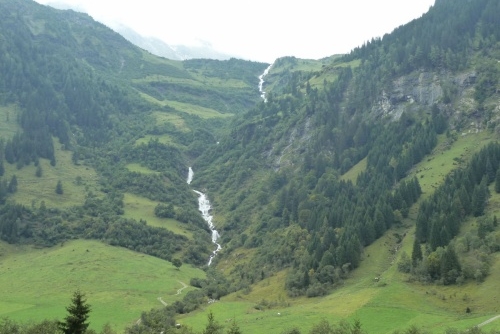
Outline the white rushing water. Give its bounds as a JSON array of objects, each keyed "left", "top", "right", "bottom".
[
  {"left": 258, "top": 62, "right": 273, "bottom": 102},
  {"left": 187, "top": 167, "right": 221, "bottom": 266}
]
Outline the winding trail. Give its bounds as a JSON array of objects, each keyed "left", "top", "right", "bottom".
[
  {"left": 176, "top": 281, "right": 188, "bottom": 295},
  {"left": 157, "top": 297, "right": 168, "bottom": 306},
  {"left": 477, "top": 315, "right": 500, "bottom": 328},
  {"left": 156, "top": 281, "right": 188, "bottom": 307}
]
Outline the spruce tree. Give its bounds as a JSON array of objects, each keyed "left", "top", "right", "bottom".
[
  {"left": 56, "top": 180, "right": 63, "bottom": 195},
  {"left": 202, "top": 311, "right": 223, "bottom": 334},
  {"left": 8, "top": 175, "right": 17, "bottom": 193},
  {"left": 411, "top": 238, "right": 423, "bottom": 267},
  {"left": 226, "top": 320, "right": 243, "bottom": 334},
  {"left": 58, "top": 290, "right": 91, "bottom": 334},
  {"left": 495, "top": 169, "right": 500, "bottom": 193},
  {"left": 35, "top": 164, "right": 42, "bottom": 178}
]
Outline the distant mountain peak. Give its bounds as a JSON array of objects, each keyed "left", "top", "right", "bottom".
[{"left": 111, "top": 24, "right": 235, "bottom": 60}]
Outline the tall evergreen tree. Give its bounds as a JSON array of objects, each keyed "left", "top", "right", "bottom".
[
  {"left": 202, "top": 311, "right": 223, "bottom": 334},
  {"left": 440, "top": 246, "right": 461, "bottom": 285},
  {"left": 56, "top": 180, "right": 64, "bottom": 195},
  {"left": 58, "top": 290, "right": 91, "bottom": 334},
  {"left": 411, "top": 238, "right": 423, "bottom": 267},
  {"left": 495, "top": 168, "right": 500, "bottom": 193},
  {"left": 7, "top": 175, "right": 17, "bottom": 193}
]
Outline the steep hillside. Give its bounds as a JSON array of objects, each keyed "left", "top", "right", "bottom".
[
  {"left": 2, "top": 0, "right": 500, "bottom": 332},
  {"left": 178, "top": 0, "right": 500, "bottom": 331}
]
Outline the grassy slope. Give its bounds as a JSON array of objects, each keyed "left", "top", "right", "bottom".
[
  {"left": 4, "top": 138, "right": 101, "bottom": 209},
  {"left": 0, "top": 239, "right": 205, "bottom": 332},
  {"left": 177, "top": 130, "right": 500, "bottom": 334},
  {"left": 122, "top": 192, "right": 193, "bottom": 239}
]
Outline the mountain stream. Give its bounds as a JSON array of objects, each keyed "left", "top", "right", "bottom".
[
  {"left": 187, "top": 167, "right": 221, "bottom": 266},
  {"left": 258, "top": 62, "right": 273, "bottom": 102}
]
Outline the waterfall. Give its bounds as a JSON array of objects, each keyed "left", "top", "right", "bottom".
[
  {"left": 258, "top": 62, "right": 273, "bottom": 102},
  {"left": 187, "top": 167, "right": 221, "bottom": 265}
]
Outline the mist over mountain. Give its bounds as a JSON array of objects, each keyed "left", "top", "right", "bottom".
[
  {"left": 42, "top": 0, "right": 235, "bottom": 60},
  {"left": 107, "top": 23, "right": 236, "bottom": 61}
]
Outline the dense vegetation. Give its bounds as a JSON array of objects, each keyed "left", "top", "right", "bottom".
[
  {"left": 1, "top": 0, "right": 500, "bottom": 332},
  {"left": 190, "top": 0, "right": 500, "bottom": 298}
]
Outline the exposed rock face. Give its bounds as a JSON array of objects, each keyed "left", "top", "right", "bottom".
[{"left": 371, "top": 70, "right": 477, "bottom": 120}]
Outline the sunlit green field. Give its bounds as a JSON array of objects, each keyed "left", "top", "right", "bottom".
[{"left": 0, "top": 240, "right": 205, "bottom": 332}]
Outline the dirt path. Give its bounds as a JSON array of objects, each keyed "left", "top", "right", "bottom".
[
  {"left": 478, "top": 315, "right": 500, "bottom": 327},
  {"left": 176, "top": 281, "right": 188, "bottom": 295},
  {"left": 156, "top": 281, "right": 188, "bottom": 307}
]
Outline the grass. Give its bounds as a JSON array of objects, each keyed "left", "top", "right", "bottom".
[
  {"left": 152, "top": 111, "right": 191, "bottom": 132},
  {"left": 139, "top": 93, "right": 233, "bottom": 119},
  {"left": 125, "top": 163, "right": 160, "bottom": 175},
  {"left": 122, "top": 193, "right": 192, "bottom": 238},
  {"left": 408, "top": 131, "right": 492, "bottom": 199},
  {"left": 0, "top": 239, "right": 205, "bottom": 332},
  {"left": 5, "top": 140, "right": 101, "bottom": 208},
  {"left": 134, "top": 75, "right": 250, "bottom": 89},
  {"left": 340, "top": 157, "right": 367, "bottom": 183},
  {"left": 134, "top": 134, "right": 179, "bottom": 147}
]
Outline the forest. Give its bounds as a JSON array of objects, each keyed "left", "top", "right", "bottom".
[{"left": 1, "top": 0, "right": 500, "bottom": 333}]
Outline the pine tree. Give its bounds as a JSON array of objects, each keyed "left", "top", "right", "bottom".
[
  {"left": 0, "top": 146, "right": 4, "bottom": 176},
  {"left": 202, "top": 311, "right": 223, "bottom": 334},
  {"left": 495, "top": 168, "right": 500, "bottom": 193},
  {"left": 56, "top": 180, "right": 63, "bottom": 195},
  {"left": 226, "top": 319, "right": 243, "bottom": 334},
  {"left": 440, "top": 246, "right": 461, "bottom": 285},
  {"left": 58, "top": 290, "right": 91, "bottom": 334},
  {"left": 411, "top": 238, "right": 423, "bottom": 267},
  {"left": 35, "top": 164, "right": 43, "bottom": 178},
  {"left": 8, "top": 175, "right": 17, "bottom": 193}
]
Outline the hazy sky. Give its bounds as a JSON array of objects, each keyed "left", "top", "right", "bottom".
[{"left": 35, "top": 0, "right": 436, "bottom": 63}]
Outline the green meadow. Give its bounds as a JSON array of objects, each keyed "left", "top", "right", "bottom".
[
  {"left": 4, "top": 139, "right": 101, "bottom": 209},
  {"left": 122, "top": 192, "right": 192, "bottom": 238},
  {"left": 134, "top": 75, "right": 249, "bottom": 89},
  {"left": 134, "top": 134, "right": 178, "bottom": 147},
  {"left": 139, "top": 93, "right": 233, "bottom": 119},
  {"left": 0, "top": 240, "right": 205, "bottom": 332},
  {"left": 152, "top": 111, "right": 191, "bottom": 132}
]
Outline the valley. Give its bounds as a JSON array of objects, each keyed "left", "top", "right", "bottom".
[{"left": 1, "top": 0, "right": 500, "bottom": 333}]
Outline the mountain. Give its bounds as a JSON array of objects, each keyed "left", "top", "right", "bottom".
[
  {"left": 110, "top": 23, "right": 235, "bottom": 61},
  {"left": 0, "top": 0, "right": 267, "bottom": 272},
  {"left": 42, "top": 1, "right": 235, "bottom": 61},
  {"left": 1, "top": 0, "right": 500, "bottom": 333}
]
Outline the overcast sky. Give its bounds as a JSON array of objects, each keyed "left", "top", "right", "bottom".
[{"left": 34, "top": 0, "right": 436, "bottom": 63}]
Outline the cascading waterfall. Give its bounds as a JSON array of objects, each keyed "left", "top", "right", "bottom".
[
  {"left": 258, "top": 62, "right": 273, "bottom": 102},
  {"left": 187, "top": 167, "right": 221, "bottom": 266}
]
